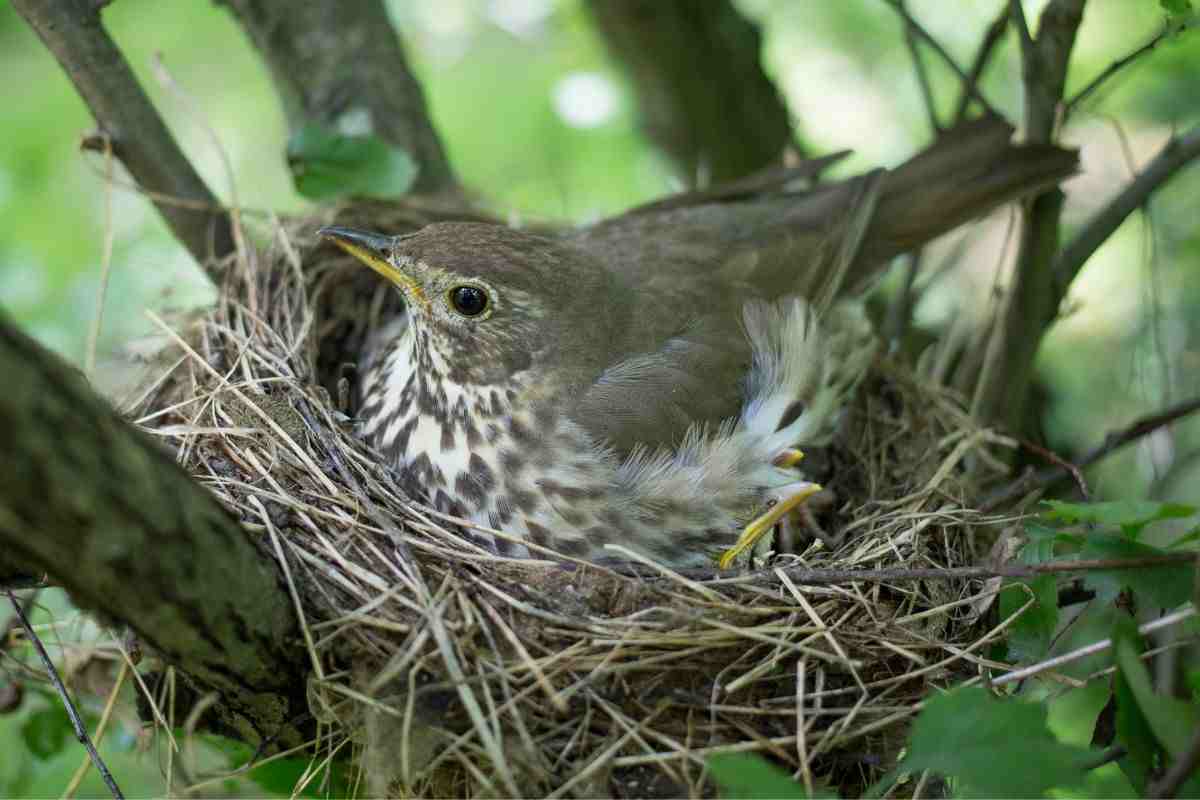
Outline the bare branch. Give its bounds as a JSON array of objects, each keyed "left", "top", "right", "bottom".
[
  {"left": 973, "top": 0, "right": 1086, "bottom": 431},
  {"left": 1054, "top": 124, "right": 1200, "bottom": 289},
  {"left": 953, "top": 4, "right": 1010, "bottom": 124},
  {"left": 0, "top": 316, "right": 308, "bottom": 748},
  {"left": 6, "top": 590, "right": 124, "bottom": 800},
  {"left": 982, "top": 394, "right": 1200, "bottom": 510},
  {"left": 11, "top": 0, "right": 234, "bottom": 271},
  {"left": 217, "top": 0, "right": 459, "bottom": 196},
  {"left": 585, "top": 0, "right": 795, "bottom": 185},
  {"left": 899, "top": 0, "right": 941, "bottom": 133},
  {"left": 1065, "top": 21, "right": 1191, "bottom": 120},
  {"left": 882, "top": 0, "right": 998, "bottom": 117}
]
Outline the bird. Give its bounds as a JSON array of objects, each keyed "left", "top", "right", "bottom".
[{"left": 318, "top": 117, "right": 1077, "bottom": 569}]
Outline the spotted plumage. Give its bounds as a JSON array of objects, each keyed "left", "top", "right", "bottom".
[{"left": 329, "top": 221, "right": 876, "bottom": 569}]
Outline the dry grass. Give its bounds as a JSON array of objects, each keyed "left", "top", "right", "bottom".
[{"left": 123, "top": 211, "right": 1036, "bottom": 798}]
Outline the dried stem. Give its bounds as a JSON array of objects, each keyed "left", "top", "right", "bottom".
[{"left": 11, "top": 0, "right": 234, "bottom": 272}]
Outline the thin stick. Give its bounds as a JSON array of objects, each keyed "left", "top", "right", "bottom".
[
  {"left": 953, "top": 6, "right": 1009, "bottom": 123},
  {"left": 882, "top": 0, "right": 996, "bottom": 116},
  {"left": 85, "top": 136, "right": 116, "bottom": 377},
  {"left": 983, "top": 394, "right": 1200, "bottom": 509},
  {"left": 990, "top": 606, "right": 1196, "bottom": 686},
  {"left": 1065, "top": 23, "right": 1188, "bottom": 118},
  {"left": 5, "top": 590, "right": 124, "bottom": 799},
  {"left": 63, "top": 660, "right": 130, "bottom": 799},
  {"left": 900, "top": 0, "right": 941, "bottom": 133}
]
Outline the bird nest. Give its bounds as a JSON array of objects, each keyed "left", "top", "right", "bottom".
[{"left": 126, "top": 209, "right": 1027, "bottom": 799}]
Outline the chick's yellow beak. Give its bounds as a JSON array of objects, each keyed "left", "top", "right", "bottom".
[{"left": 318, "top": 226, "right": 429, "bottom": 309}]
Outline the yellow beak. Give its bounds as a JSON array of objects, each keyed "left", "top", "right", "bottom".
[{"left": 318, "top": 226, "right": 429, "bottom": 310}]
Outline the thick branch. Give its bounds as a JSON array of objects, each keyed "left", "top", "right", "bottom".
[
  {"left": 973, "top": 0, "right": 1086, "bottom": 431},
  {"left": 217, "top": 0, "right": 459, "bottom": 196},
  {"left": 11, "top": 0, "right": 234, "bottom": 271},
  {"left": 0, "top": 316, "right": 308, "bottom": 747},
  {"left": 1054, "top": 124, "right": 1200, "bottom": 288},
  {"left": 585, "top": 0, "right": 795, "bottom": 185}
]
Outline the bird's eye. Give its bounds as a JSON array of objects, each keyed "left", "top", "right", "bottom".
[{"left": 447, "top": 285, "right": 490, "bottom": 317}]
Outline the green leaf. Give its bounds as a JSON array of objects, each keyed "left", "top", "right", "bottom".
[
  {"left": 1079, "top": 533, "right": 1195, "bottom": 609},
  {"left": 286, "top": 123, "right": 418, "bottom": 200},
  {"left": 999, "top": 537, "right": 1059, "bottom": 662},
  {"left": 900, "top": 687, "right": 1090, "bottom": 798},
  {"left": 20, "top": 708, "right": 72, "bottom": 760},
  {"left": 707, "top": 753, "right": 832, "bottom": 799},
  {"left": 1041, "top": 500, "right": 1194, "bottom": 537},
  {"left": 1111, "top": 618, "right": 1157, "bottom": 792},
  {"left": 1114, "top": 623, "right": 1200, "bottom": 759},
  {"left": 1160, "top": 0, "right": 1193, "bottom": 18}
]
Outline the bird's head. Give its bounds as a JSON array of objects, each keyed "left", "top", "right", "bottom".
[{"left": 320, "top": 222, "right": 626, "bottom": 389}]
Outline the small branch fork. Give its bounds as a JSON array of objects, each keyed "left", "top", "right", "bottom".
[
  {"left": 5, "top": 589, "right": 124, "bottom": 800},
  {"left": 983, "top": 394, "right": 1200, "bottom": 509}
]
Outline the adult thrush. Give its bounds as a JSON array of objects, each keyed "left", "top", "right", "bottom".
[{"left": 320, "top": 117, "right": 1077, "bottom": 569}]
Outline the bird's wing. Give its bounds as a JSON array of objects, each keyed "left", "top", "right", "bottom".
[{"left": 568, "top": 310, "right": 752, "bottom": 456}]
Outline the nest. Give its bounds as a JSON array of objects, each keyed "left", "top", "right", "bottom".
[{"left": 126, "top": 210, "right": 1026, "bottom": 798}]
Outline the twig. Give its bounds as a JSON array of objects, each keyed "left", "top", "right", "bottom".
[
  {"left": 5, "top": 589, "right": 124, "bottom": 800},
  {"left": 727, "top": 553, "right": 1198, "bottom": 587},
  {"left": 1017, "top": 437, "right": 1089, "bottom": 499},
  {"left": 11, "top": 0, "right": 234, "bottom": 271},
  {"left": 1065, "top": 23, "right": 1189, "bottom": 119},
  {"left": 1148, "top": 723, "right": 1200, "bottom": 798},
  {"left": 899, "top": 0, "right": 941, "bottom": 133},
  {"left": 84, "top": 135, "right": 116, "bottom": 377},
  {"left": 990, "top": 605, "right": 1196, "bottom": 686},
  {"left": 983, "top": 394, "right": 1200, "bottom": 509},
  {"left": 1079, "top": 744, "right": 1126, "bottom": 771},
  {"left": 953, "top": 4, "right": 1009, "bottom": 124},
  {"left": 1054, "top": 125, "right": 1200, "bottom": 290},
  {"left": 882, "top": 0, "right": 997, "bottom": 117}
]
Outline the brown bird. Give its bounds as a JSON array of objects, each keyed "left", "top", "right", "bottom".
[{"left": 321, "top": 117, "right": 1076, "bottom": 569}]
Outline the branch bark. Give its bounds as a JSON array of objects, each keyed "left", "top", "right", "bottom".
[
  {"left": 972, "top": 0, "right": 1086, "bottom": 431},
  {"left": 0, "top": 315, "right": 308, "bottom": 748},
  {"left": 1054, "top": 124, "right": 1200, "bottom": 288},
  {"left": 11, "top": 0, "right": 235, "bottom": 271},
  {"left": 217, "top": 0, "right": 459, "bottom": 196},
  {"left": 585, "top": 0, "right": 796, "bottom": 186}
]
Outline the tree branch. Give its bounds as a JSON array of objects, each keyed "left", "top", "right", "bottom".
[
  {"left": 1054, "top": 124, "right": 1200, "bottom": 289},
  {"left": 11, "top": 0, "right": 235, "bottom": 271},
  {"left": 973, "top": 0, "right": 1086, "bottom": 431},
  {"left": 982, "top": 394, "right": 1200, "bottom": 510},
  {"left": 953, "top": 3, "right": 1010, "bottom": 124},
  {"left": 0, "top": 315, "right": 308, "bottom": 748},
  {"left": 585, "top": 0, "right": 796, "bottom": 186},
  {"left": 216, "top": 0, "right": 459, "bottom": 196},
  {"left": 882, "top": 0, "right": 998, "bottom": 117},
  {"left": 1065, "top": 21, "right": 1191, "bottom": 120}
]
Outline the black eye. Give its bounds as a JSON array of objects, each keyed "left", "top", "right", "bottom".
[{"left": 448, "top": 285, "right": 489, "bottom": 317}]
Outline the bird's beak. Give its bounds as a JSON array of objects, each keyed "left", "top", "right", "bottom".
[{"left": 318, "top": 226, "right": 430, "bottom": 310}]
